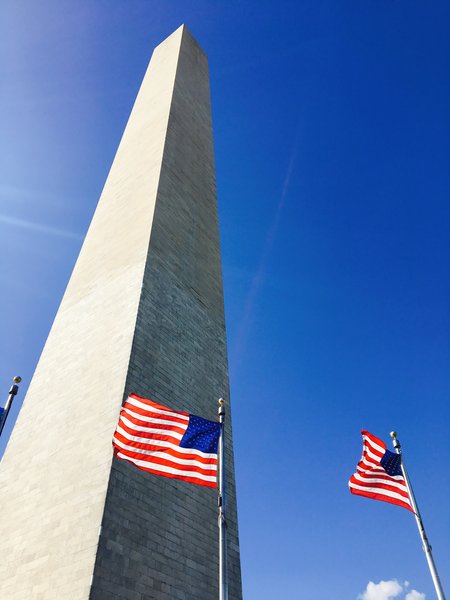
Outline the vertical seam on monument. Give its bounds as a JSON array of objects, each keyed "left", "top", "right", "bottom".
[{"left": 120, "top": 25, "right": 185, "bottom": 405}]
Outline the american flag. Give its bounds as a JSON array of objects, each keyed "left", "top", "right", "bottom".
[
  {"left": 349, "top": 430, "right": 413, "bottom": 512},
  {"left": 113, "top": 394, "right": 220, "bottom": 487}
]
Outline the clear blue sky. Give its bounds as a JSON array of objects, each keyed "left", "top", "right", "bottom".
[{"left": 1, "top": 2, "right": 449, "bottom": 599}]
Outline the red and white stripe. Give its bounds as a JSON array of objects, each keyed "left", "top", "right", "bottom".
[
  {"left": 113, "top": 394, "right": 218, "bottom": 487},
  {"left": 349, "top": 430, "right": 412, "bottom": 512}
]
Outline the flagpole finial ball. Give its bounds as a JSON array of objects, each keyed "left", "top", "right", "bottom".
[
  {"left": 13, "top": 376, "right": 22, "bottom": 384},
  {"left": 390, "top": 431, "right": 397, "bottom": 439},
  {"left": 218, "top": 398, "right": 225, "bottom": 406}
]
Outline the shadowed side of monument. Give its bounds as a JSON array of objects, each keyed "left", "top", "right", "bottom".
[{"left": 88, "top": 26, "right": 242, "bottom": 600}]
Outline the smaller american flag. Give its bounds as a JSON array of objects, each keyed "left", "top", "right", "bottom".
[
  {"left": 349, "top": 430, "right": 413, "bottom": 512},
  {"left": 113, "top": 394, "right": 220, "bottom": 487}
]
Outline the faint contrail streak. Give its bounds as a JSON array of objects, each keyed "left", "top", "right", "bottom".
[
  {"left": 230, "top": 143, "right": 298, "bottom": 376},
  {"left": 0, "top": 215, "right": 82, "bottom": 240}
]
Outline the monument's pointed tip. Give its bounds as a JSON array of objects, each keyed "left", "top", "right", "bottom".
[
  {"left": 156, "top": 23, "right": 205, "bottom": 55},
  {"left": 176, "top": 23, "right": 194, "bottom": 33},
  {"left": 156, "top": 23, "right": 190, "bottom": 48},
  {"left": 169, "top": 23, "right": 184, "bottom": 34},
  {"left": 175, "top": 23, "right": 195, "bottom": 41}
]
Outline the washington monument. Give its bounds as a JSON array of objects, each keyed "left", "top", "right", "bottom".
[{"left": 0, "top": 25, "right": 242, "bottom": 600}]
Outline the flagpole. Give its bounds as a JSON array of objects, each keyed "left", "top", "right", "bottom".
[
  {"left": 390, "top": 432, "right": 446, "bottom": 600},
  {"left": 0, "top": 376, "right": 22, "bottom": 438},
  {"left": 218, "top": 398, "right": 228, "bottom": 600}
]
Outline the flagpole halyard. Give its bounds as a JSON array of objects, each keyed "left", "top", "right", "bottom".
[
  {"left": 218, "top": 398, "right": 228, "bottom": 600},
  {"left": 0, "top": 376, "right": 22, "bottom": 438},
  {"left": 390, "top": 432, "right": 446, "bottom": 600}
]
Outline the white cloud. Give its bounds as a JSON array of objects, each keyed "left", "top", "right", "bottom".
[
  {"left": 0, "top": 214, "right": 82, "bottom": 240},
  {"left": 405, "top": 591, "right": 425, "bottom": 600},
  {"left": 358, "top": 580, "right": 426, "bottom": 600},
  {"left": 359, "top": 580, "right": 403, "bottom": 600}
]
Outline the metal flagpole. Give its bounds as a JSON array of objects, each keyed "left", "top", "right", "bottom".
[
  {"left": 390, "top": 432, "right": 446, "bottom": 600},
  {"left": 0, "top": 376, "right": 22, "bottom": 438},
  {"left": 218, "top": 398, "right": 228, "bottom": 600}
]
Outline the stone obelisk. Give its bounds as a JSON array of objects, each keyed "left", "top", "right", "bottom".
[{"left": 0, "top": 25, "right": 242, "bottom": 600}]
